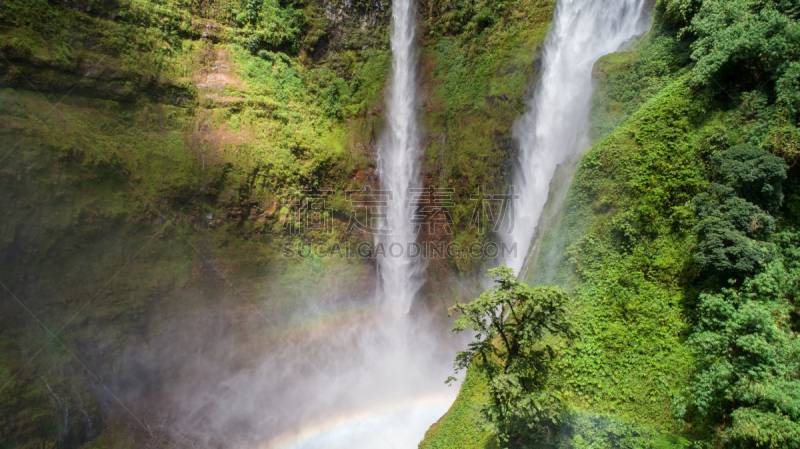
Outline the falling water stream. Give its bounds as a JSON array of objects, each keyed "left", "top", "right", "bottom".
[
  {"left": 377, "top": 0, "right": 424, "bottom": 313},
  {"left": 263, "top": 0, "right": 453, "bottom": 446},
  {"left": 182, "top": 0, "right": 460, "bottom": 447},
  {"left": 503, "top": 0, "right": 650, "bottom": 275}
]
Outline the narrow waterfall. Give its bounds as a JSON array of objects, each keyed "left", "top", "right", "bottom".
[
  {"left": 377, "top": 0, "right": 422, "bottom": 312},
  {"left": 503, "top": 0, "right": 650, "bottom": 275}
]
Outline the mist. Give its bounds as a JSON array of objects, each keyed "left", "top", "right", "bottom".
[{"left": 166, "top": 299, "right": 464, "bottom": 449}]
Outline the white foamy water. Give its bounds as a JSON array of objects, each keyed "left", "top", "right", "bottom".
[
  {"left": 171, "top": 307, "right": 462, "bottom": 449},
  {"left": 503, "top": 0, "right": 650, "bottom": 274},
  {"left": 377, "top": 0, "right": 423, "bottom": 313}
]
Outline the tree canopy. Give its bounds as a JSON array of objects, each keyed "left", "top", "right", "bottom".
[
  {"left": 692, "top": 183, "right": 776, "bottom": 279},
  {"left": 449, "top": 266, "right": 574, "bottom": 445},
  {"left": 712, "top": 144, "right": 788, "bottom": 212},
  {"left": 666, "top": 0, "right": 800, "bottom": 116},
  {"left": 691, "top": 144, "right": 787, "bottom": 280},
  {"left": 679, "top": 232, "right": 800, "bottom": 448},
  {"left": 664, "top": 0, "right": 800, "bottom": 164}
]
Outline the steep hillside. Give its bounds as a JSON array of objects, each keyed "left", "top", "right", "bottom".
[{"left": 422, "top": 0, "right": 800, "bottom": 447}]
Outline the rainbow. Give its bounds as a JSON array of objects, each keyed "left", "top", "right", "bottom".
[{"left": 260, "top": 392, "right": 457, "bottom": 449}]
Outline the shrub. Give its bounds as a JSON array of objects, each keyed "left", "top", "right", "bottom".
[
  {"left": 692, "top": 184, "right": 776, "bottom": 279},
  {"left": 711, "top": 144, "right": 788, "bottom": 212}
]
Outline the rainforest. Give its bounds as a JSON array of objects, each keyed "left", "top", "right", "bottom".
[{"left": 1, "top": 0, "right": 799, "bottom": 448}]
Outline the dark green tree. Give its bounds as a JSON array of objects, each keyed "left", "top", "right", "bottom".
[
  {"left": 692, "top": 184, "right": 776, "bottom": 279},
  {"left": 448, "top": 266, "right": 574, "bottom": 445},
  {"left": 712, "top": 144, "right": 788, "bottom": 212}
]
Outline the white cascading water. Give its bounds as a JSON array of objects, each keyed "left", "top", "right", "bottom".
[
  {"left": 377, "top": 0, "right": 423, "bottom": 313},
  {"left": 502, "top": 0, "right": 650, "bottom": 275}
]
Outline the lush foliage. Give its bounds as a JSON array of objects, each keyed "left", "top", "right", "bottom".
[
  {"left": 691, "top": 183, "right": 776, "bottom": 279},
  {"left": 666, "top": 0, "right": 800, "bottom": 116},
  {"left": 449, "top": 266, "right": 574, "bottom": 445},
  {"left": 711, "top": 144, "right": 788, "bottom": 213},
  {"left": 665, "top": 0, "right": 800, "bottom": 163},
  {"left": 678, "top": 233, "right": 800, "bottom": 448},
  {"left": 231, "top": 0, "right": 309, "bottom": 52}
]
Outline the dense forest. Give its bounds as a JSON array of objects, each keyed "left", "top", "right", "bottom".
[{"left": 1, "top": 0, "right": 799, "bottom": 448}]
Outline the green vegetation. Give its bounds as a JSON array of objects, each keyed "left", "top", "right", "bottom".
[
  {"left": 426, "top": 0, "right": 800, "bottom": 447},
  {"left": 678, "top": 232, "right": 800, "bottom": 448},
  {"left": 418, "top": 0, "right": 556, "bottom": 281},
  {"left": 448, "top": 267, "right": 573, "bottom": 445},
  {"left": 3, "top": 0, "right": 800, "bottom": 447},
  {"left": 231, "top": 0, "right": 309, "bottom": 52},
  {"left": 692, "top": 183, "right": 776, "bottom": 280}
]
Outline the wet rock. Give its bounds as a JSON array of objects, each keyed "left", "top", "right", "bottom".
[{"left": 486, "top": 94, "right": 510, "bottom": 105}]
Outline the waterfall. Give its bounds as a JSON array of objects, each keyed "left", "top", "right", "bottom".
[
  {"left": 377, "top": 0, "right": 422, "bottom": 312},
  {"left": 502, "top": 0, "right": 650, "bottom": 275},
  {"left": 72, "top": 383, "right": 94, "bottom": 439},
  {"left": 44, "top": 380, "right": 69, "bottom": 441}
]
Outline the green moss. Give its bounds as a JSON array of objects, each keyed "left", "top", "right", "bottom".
[
  {"left": 417, "top": 0, "right": 555, "bottom": 279},
  {"left": 420, "top": 370, "right": 497, "bottom": 449},
  {"left": 81, "top": 422, "right": 138, "bottom": 449}
]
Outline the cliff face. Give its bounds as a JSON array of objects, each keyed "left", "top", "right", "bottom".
[
  {"left": 416, "top": 0, "right": 554, "bottom": 300},
  {"left": 0, "top": 0, "right": 557, "bottom": 447},
  {"left": 0, "top": 1, "right": 388, "bottom": 447}
]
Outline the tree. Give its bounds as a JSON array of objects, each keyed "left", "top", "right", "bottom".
[
  {"left": 665, "top": 0, "right": 800, "bottom": 120},
  {"left": 711, "top": 144, "right": 788, "bottom": 213},
  {"left": 691, "top": 144, "right": 788, "bottom": 281},
  {"left": 448, "top": 266, "right": 574, "bottom": 445},
  {"left": 692, "top": 184, "right": 776, "bottom": 279},
  {"left": 678, "top": 232, "right": 800, "bottom": 448}
]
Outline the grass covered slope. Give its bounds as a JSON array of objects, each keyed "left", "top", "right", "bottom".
[
  {"left": 423, "top": 18, "right": 701, "bottom": 446},
  {"left": 422, "top": 371, "right": 497, "bottom": 449},
  {"left": 425, "top": 0, "right": 800, "bottom": 446}
]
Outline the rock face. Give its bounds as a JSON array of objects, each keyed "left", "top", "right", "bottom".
[
  {"left": 325, "top": 0, "right": 385, "bottom": 23},
  {"left": 0, "top": 1, "right": 384, "bottom": 447},
  {"left": 299, "top": 0, "right": 392, "bottom": 65}
]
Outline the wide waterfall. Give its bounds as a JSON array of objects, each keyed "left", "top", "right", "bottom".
[
  {"left": 502, "top": 0, "right": 650, "bottom": 275},
  {"left": 377, "top": 0, "right": 423, "bottom": 312}
]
